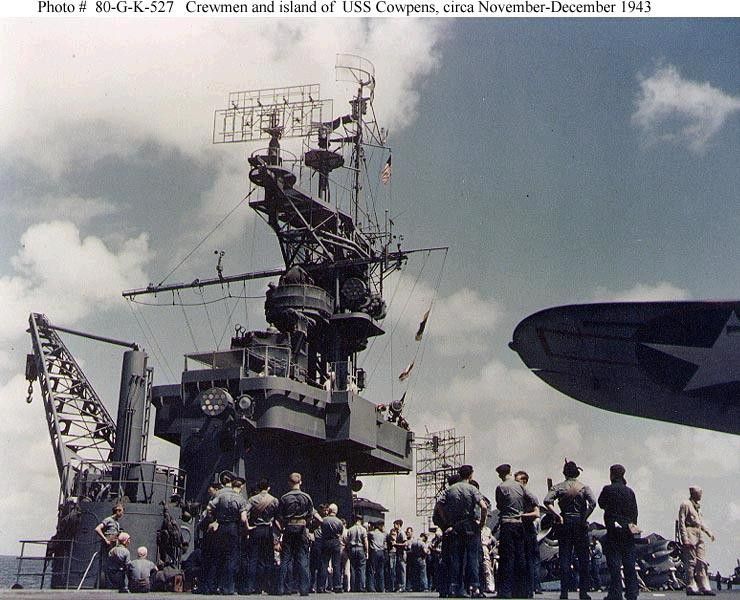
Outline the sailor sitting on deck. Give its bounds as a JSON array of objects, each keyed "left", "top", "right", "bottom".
[
  {"left": 128, "top": 546, "right": 158, "bottom": 593},
  {"left": 107, "top": 532, "right": 131, "bottom": 592}
]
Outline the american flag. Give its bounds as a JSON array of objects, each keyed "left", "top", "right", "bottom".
[{"left": 380, "top": 155, "right": 392, "bottom": 185}]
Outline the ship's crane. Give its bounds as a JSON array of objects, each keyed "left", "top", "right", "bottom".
[{"left": 25, "top": 313, "right": 153, "bottom": 497}]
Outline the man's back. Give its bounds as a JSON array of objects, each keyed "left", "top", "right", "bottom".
[
  {"left": 368, "top": 530, "right": 385, "bottom": 552},
  {"left": 247, "top": 490, "right": 279, "bottom": 525},
  {"left": 598, "top": 481, "right": 637, "bottom": 532},
  {"left": 280, "top": 489, "right": 313, "bottom": 519},
  {"left": 545, "top": 478, "right": 596, "bottom": 520},
  {"left": 129, "top": 558, "right": 157, "bottom": 591},
  {"left": 346, "top": 523, "right": 367, "bottom": 547},
  {"left": 321, "top": 515, "right": 345, "bottom": 540},
  {"left": 496, "top": 477, "right": 538, "bottom": 520},
  {"left": 211, "top": 488, "right": 247, "bottom": 521},
  {"left": 442, "top": 480, "right": 483, "bottom": 522}
]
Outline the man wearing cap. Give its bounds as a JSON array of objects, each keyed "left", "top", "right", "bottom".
[
  {"left": 496, "top": 464, "right": 539, "bottom": 598},
  {"left": 514, "top": 470, "right": 542, "bottom": 597},
  {"left": 245, "top": 477, "right": 280, "bottom": 594},
  {"left": 277, "top": 472, "right": 322, "bottom": 596},
  {"left": 107, "top": 532, "right": 132, "bottom": 592},
  {"left": 438, "top": 464, "right": 488, "bottom": 598},
  {"left": 208, "top": 470, "right": 249, "bottom": 595},
  {"left": 346, "top": 513, "right": 369, "bottom": 591},
  {"left": 678, "top": 486, "right": 716, "bottom": 596},
  {"left": 598, "top": 465, "right": 639, "bottom": 600},
  {"left": 544, "top": 460, "right": 596, "bottom": 600}
]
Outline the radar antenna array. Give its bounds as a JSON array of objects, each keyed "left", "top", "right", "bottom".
[
  {"left": 213, "top": 84, "right": 332, "bottom": 144},
  {"left": 413, "top": 428, "right": 466, "bottom": 521}
]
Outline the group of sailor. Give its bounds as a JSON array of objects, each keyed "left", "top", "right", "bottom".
[
  {"left": 96, "top": 463, "right": 716, "bottom": 598},
  {"left": 95, "top": 505, "right": 166, "bottom": 592}
]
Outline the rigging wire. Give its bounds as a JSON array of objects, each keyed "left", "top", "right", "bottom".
[
  {"left": 217, "top": 282, "right": 248, "bottom": 349},
  {"left": 154, "top": 189, "right": 255, "bottom": 287},
  {"left": 404, "top": 248, "right": 448, "bottom": 412},
  {"left": 126, "top": 301, "right": 176, "bottom": 381},
  {"left": 199, "top": 287, "right": 219, "bottom": 349},
  {"left": 245, "top": 213, "right": 259, "bottom": 330},
  {"left": 366, "top": 250, "right": 430, "bottom": 385},
  {"left": 360, "top": 256, "right": 405, "bottom": 365},
  {"left": 361, "top": 153, "right": 382, "bottom": 232},
  {"left": 178, "top": 290, "right": 199, "bottom": 352}
]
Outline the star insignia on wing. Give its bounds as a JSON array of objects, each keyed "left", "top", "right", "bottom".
[{"left": 642, "top": 311, "right": 740, "bottom": 391}]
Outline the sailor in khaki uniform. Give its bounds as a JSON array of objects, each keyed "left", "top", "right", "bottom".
[{"left": 678, "top": 486, "right": 716, "bottom": 596}]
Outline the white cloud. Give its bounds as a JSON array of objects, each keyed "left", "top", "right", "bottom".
[
  {"left": 0, "top": 221, "right": 150, "bottom": 340},
  {"left": 1, "top": 20, "right": 447, "bottom": 172},
  {"left": 730, "top": 501, "right": 740, "bottom": 523},
  {"left": 383, "top": 272, "right": 503, "bottom": 357},
  {"left": 644, "top": 428, "right": 740, "bottom": 477},
  {"left": 1, "top": 195, "right": 118, "bottom": 225},
  {"left": 632, "top": 64, "right": 740, "bottom": 153},
  {"left": 591, "top": 280, "right": 691, "bottom": 302},
  {"left": 0, "top": 374, "right": 60, "bottom": 551}
]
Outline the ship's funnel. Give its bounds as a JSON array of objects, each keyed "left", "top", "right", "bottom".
[{"left": 112, "top": 350, "right": 148, "bottom": 464}]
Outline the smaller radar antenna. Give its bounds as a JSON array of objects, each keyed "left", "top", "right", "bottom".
[{"left": 336, "top": 54, "right": 376, "bottom": 99}]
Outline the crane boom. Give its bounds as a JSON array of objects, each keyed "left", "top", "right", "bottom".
[{"left": 26, "top": 313, "right": 116, "bottom": 494}]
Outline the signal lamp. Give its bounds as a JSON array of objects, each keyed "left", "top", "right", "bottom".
[{"left": 197, "top": 387, "right": 234, "bottom": 417}]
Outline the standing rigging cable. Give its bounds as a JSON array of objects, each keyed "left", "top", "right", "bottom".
[
  {"left": 199, "top": 287, "right": 219, "bottom": 349},
  {"left": 178, "top": 290, "right": 200, "bottom": 352},
  {"left": 126, "top": 301, "right": 176, "bottom": 382}
]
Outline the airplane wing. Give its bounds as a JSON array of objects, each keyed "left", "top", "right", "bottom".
[{"left": 510, "top": 301, "right": 740, "bottom": 435}]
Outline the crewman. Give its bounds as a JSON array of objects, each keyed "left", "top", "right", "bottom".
[
  {"left": 346, "top": 514, "right": 369, "bottom": 591},
  {"left": 496, "top": 464, "right": 539, "bottom": 598},
  {"left": 407, "top": 530, "right": 430, "bottom": 591},
  {"left": 598, "top": 464, "right": 639, "bottom": 600},
  {"left": 678, "top": 486, "right": 716, "bottom": 596},
  {"left": 432, "top": 473, "right": 461, "bottom": 598},
  {"left": 385, "top": 523, "right": 401, "bottom": 592},
  {"left": 367, "top": 522, "right": 386, "bottom": 592},
  {"left": 107, "top": 532, "right": 132, "bottom": 592},
  {"left": 199, "top": 481, "right": 222, "bottom": 594},
  {"left": 320, "top": 503, "right": 344, "bottom": 593},
  {"left": 96, "top": 503, "right": 125, "bottom": 589},
  {"left": 95, "top": 503, "right": 125, "bottom": 549},
  {"left": 208, "top": 470, "right": 248, "bottom": 595},
  {"left": 544, "top": 460, "right": 596, "bottom": 600},
  {"left": 245, "top": 477, "right": 280, "bottom": 595},
  {"left": 437, "top": 464, "right": 488, "bottom": 598},
  {"left": 128, "top": 546, "right": 158, "bottom": 593},
  {"left": 277, "top": 472, "right": 322, "bottom": 596},
  {"left": 515, "top": 470, "right": 543, "bottom": 596}
]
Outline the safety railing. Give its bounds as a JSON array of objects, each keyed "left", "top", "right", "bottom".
[
  {"left": 60, "top": 460, "right": 186, "bottom": 505},
  {"left": 14, "top": 540, "right": 72, "bottom": 590},
  {"left": 185, "top": 345, "right": 291, "bottom": 378}
]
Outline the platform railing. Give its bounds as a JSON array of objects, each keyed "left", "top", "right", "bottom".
[
  {"left": 59, "top": 459, "right": 186, "bottom": 505},
  {"left": 15, "top": 539, "right": 73, "bottom": 590},
  {"left": 184, "top": 345, "right": 291, "bottom": 378}
]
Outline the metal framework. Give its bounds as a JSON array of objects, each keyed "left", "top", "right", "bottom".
[
  {"left": 26, "top": 313, "right": 116, "bottom": 490},
  {"left": 413, "top": 428, "right": 466, "bottom": 518},
  {"left": 213, "top": 84, "right": 331, "bottom": 144}
]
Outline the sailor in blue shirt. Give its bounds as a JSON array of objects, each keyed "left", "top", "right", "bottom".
[
  {"left": 496, "top": 464, "right": 539, "bottom": 598},
  {"left": 438, "top": 464, "right": 488, "bottom": 598},
  {"left": 277, "top": 472, "right": 322, "bottom": 596}
]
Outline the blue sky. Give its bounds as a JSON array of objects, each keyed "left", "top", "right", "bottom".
[{"left": 1, "top": 18, "right": 738, "bottom": 570}]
